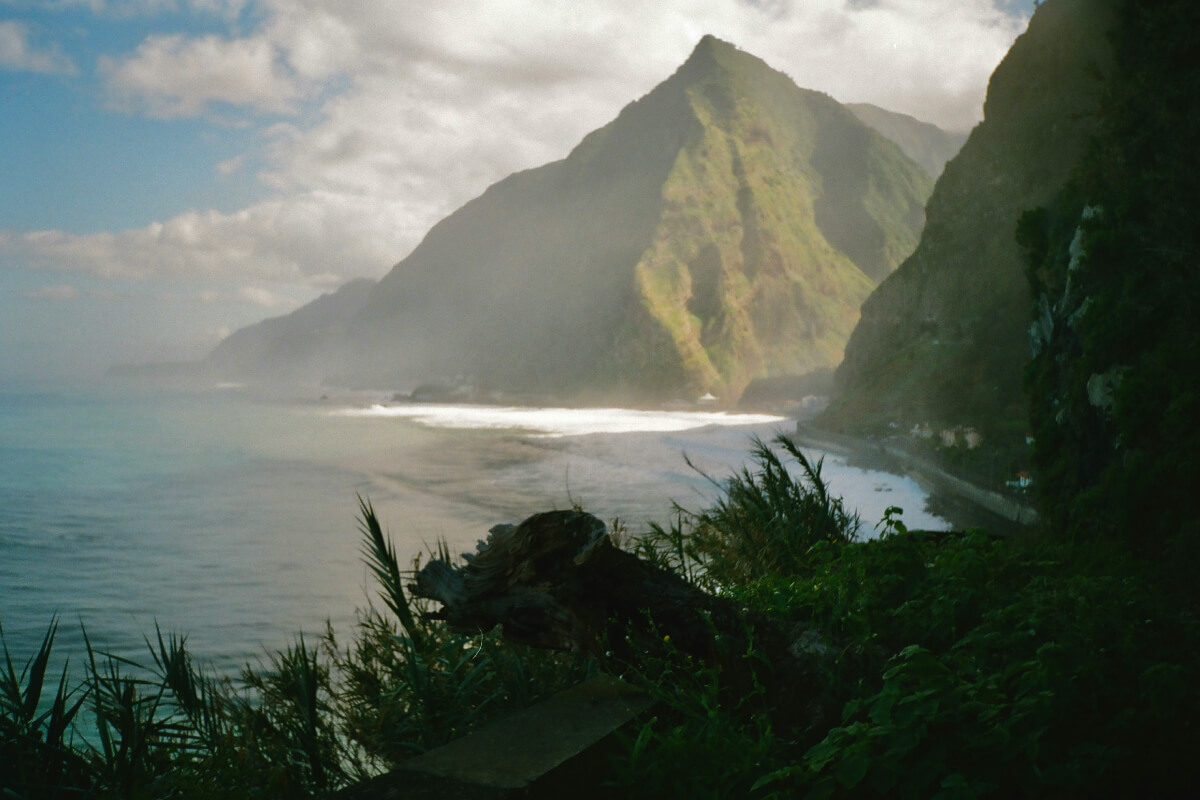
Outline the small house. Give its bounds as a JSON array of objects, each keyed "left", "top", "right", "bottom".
[
  {"left": 963, "top": 428, "right": 983, "bottom": 450},
  {"left": 910, "top": 423, "right": 934, "bottom": 440}
]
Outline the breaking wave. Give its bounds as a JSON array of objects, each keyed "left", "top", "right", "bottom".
[{"left": 331, "top": 403, "right": 788, "bottom": 437}]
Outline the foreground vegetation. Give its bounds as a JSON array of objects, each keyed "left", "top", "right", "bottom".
[
  {"left": 608, "top": 437, "right": 1198, "bottom": 798},
  {"left": 4, "top": 436, "right": 1197, "bottom": 798}
]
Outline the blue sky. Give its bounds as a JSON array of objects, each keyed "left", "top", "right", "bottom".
[
  {"left": 2, "top": 4, "right": 267, "bottom": 232},
  {"left": 1, "top": 0, "right": 1035, "bottom": 383}
]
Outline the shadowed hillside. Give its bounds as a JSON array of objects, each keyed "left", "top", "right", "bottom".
[{"left": 823, "top": 0, "right": 1117, "bottom": 443}]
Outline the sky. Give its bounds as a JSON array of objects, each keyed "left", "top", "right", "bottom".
[{"left": 0, "top": 0, "right": 1035, "bottom": 383}]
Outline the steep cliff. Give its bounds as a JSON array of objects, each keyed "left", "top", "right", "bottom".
[
  {"left": 824, "top": 0, "right": 1117, "bottom": 438},
  {"left": 1022, "top": 0, "right": 1200, "bottom": 553}
]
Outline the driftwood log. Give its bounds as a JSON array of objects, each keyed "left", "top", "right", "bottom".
[{"left": 411, "top": 510, "right": 835, "bottom": 725}]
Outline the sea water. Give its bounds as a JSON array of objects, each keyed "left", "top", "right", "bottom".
[{"left": 0, "top": 382, "right": 950, "bottom": 677}]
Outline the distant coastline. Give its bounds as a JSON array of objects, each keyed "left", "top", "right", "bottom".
[
  {"left": 791, "top": 423, "right": 1038, "bottom": 530},
  {"left": 101, "top": 368, "right": 1033, "bottom": 531}
]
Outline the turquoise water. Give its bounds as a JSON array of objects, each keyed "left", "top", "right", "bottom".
[
  {"left": 0, "top": 385, "right": 390, "bottom": 675},
  {"left": 0, "top": 383, "right": 951, "bottom": 676}
]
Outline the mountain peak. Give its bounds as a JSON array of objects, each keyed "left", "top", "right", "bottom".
[
  {"left": 690, "top": 33, "right": 733, "bottom": 57},
  {"left": 677, "top": 34, "right": 763, "bottom": 82},
  {"left": 209, "top": 40, "right": 934, "bottom": 401}
]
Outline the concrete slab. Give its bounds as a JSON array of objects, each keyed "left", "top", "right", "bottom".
[{"left": 335, "top": 674, "right": 655, "bottom": 800}]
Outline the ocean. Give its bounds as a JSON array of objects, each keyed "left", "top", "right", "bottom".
[{"left": 0, "top": 382, "right": 952, "bottom": 677}]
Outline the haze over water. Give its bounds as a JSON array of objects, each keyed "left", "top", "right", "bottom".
[{"left": 0, "top": 383, "right": 950, "bottom": 676}]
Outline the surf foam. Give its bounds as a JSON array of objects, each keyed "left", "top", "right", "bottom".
[{"left": 331, "top": 403, "right": 788, "bottom": 437}]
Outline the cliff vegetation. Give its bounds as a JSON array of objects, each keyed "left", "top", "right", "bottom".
[{"left": 1021, "top": 0, "right": 1200, "bottom": 558}]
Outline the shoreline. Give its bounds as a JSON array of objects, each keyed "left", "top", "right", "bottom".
[
  {"left": 791, "top": 424, "right": 1039, "bottom": 530},
  {"left": 331, "top": 407, "right": 957, "bottom": 539},
  {"left": 314, "top": 389, "right": 1027, "bottom": 535},
  {"left": 164, "top": 375, "right": 1037, "bottom": 534}
]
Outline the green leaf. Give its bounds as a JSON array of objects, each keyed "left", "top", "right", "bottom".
[{"left": 836, "top": 747, "right": 870, "bottom": 788}]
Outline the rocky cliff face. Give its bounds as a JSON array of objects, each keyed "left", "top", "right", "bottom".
[
  {"left": 823, "top": 0, "right": 1117, "bottom": 438},
  {"left": 209, "top": 36, "right": 934, "bottom": 402},
  {"left": 1021, "top": 0, "right": 1200, "bottom": 552}
]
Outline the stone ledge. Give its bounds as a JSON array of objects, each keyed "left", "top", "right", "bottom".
[{"left": 335, "top": 674, "right": 655, "bottom": 799}]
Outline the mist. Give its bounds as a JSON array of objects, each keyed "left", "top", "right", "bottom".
[{"left": 0, "top": 271, "right": 314, "bottom": 386}]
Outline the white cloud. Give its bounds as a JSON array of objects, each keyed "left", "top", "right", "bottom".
[
  {"left": 216, "top": 154, "right": 244, "bottom": 175},
  {"left": 8, "top": 0, "right": 1028, "bottom": 294},
  {"left": 2, "top": 192, "right": 412, "bottom": 288},
  {"left": 101, "top": 33, "right": 302, "bottom": 117},
  {"left": 0, "top": 20, "right": 77, "bottom": 74},
  {"left": 236, "top": 285, "right": 287, "bottom": 307},
  {"left": 254, "top": 0, "right": 1023, "bottom": 235},
  {"left": 741, "top": 0, "right": 1025, "bottom": 130}
]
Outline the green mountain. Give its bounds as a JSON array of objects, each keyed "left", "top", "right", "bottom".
[
  {"left": 822, "top": 0, "right": 1117, "bottom": 440},
  {"left": 210, "top": 36, "right": 934, "bottom": 402},
  {"left": 846, "top": 103, "right": 966, "bottom": 180}
]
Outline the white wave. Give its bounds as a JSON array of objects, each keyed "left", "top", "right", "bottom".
[{"left": 330, "top": 403, "right": 788, "bottom": 437}]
